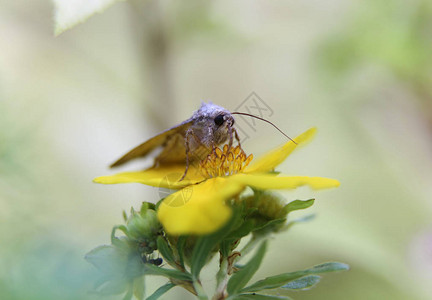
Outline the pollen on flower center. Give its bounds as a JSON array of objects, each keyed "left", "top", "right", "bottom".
[{"left": 199, "top": 144, "right": 253, "bottom": 178}]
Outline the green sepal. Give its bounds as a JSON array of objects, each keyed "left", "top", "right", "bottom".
[
  {"left": 147, "top": 283, "right": 175, "bottom": 300},
  {"left": 126, "top": 205, "right": 161, "bottom": 243},
  {"left": 283, "top": 199, "right": 315, "bottom": 214},
  {"left": 142, "top": 201, "right": 156, "bottom": 211},
  {"left": 227, "top": 241, "right": 267, "bottom": 295},
  {"left": 155, "top": 198, "right": 164, "bottom": 211},
  {"left": 267, "top": 171, "right": 281, "bottom": 175},
  {"left": 111, "top": 225, "right": 128, "bottom": 244},
  {"left": 241, "top": 262, "right": 349, "bottom": 293}
]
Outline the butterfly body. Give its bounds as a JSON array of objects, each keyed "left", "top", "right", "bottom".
[{"left": 110, "top": 103, "right": 238, "bottom": 173}]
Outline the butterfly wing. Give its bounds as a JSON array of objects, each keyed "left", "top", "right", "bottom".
[{"left": 110, "top": 120, "right": 193, "bottom": 168}]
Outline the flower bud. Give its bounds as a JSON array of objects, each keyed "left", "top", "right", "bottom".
[
  {"left": 125, "top": 203, "right": 162, "bottom": 254},
  {"left": 240, "top": 191, "right": 289, "bottom": 235},
  {"left": 243, "top": 191, "right": 287, "bottom": 220}
]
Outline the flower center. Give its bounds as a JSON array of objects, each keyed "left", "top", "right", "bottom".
[{"left": 199, "top": 144, "right": 253, "bottom": 178}]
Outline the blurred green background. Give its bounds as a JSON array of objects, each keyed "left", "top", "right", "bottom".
[{"left": 1, "top": 0, "right": 432, "bottom": 299}]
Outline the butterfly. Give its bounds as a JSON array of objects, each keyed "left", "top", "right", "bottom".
[
  {"left": 110, "top": 103, "right": 240, "bottom": 180},
  {"left": 110, "top": 102, "right": 294, "bottom": 180}
]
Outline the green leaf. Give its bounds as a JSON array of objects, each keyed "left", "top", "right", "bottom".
[
  {"left": 252, "top": 218, "right": 286, "bottom": 234},
  {"left": 191, "top": 210, "right": 241, "bottom": 279},
  {"left": 283, "top": 214, "right": 315, "bottom": 231},
  {"left": 96, "top": 278, "right": 129, "bottom": 295},
  {"left": 220, "top": 240, "right": 232, "bottom": 259},
  {"left": 52, "top": 0, "right": 125, "bottom": 36},
  {"left": 122, "top": 284, "right": 133, "bottom": 300},
  {"left": 281, "top": 275, "right": 321, "bottom": 290},
  {"left": 225, "top": 219, "right": 256, "bottom": 241},
  {"left": 227, "top": 241, "right": 267, "bottom": 295},
  {"left": 157, "top": 236, "right": 175, "bottom": 265},
  {"left": 241, "top": 262, "right": 349, "bottom": 293},
  {"left": 86, "top": 243, "right": 148, "bottom": 297},
  {"left": 190, "top": 235, "right": 221, "bottom": 279},
  {"left": 147, "top": 283, "right": 175, "bottom": 300},
  {"left": 221, "top": 218, "right": 255, "bottom": 257},
  {"left": 133, "top": 277, "right": 145, "bottom": 300},
  {"left": 93, "top": 274, "right": 112, "bottom": 289},
  {"left": 126, "top": 251, "right": 147, "bottom": 279},
  {"left": 288, "top": 214, "right": 315, "bottom": 224},
  {"left": 308, "top": 262, "right": 350, "bottom": 273},
  {"left": 176, "top": 236, "right": 186, "bottom": 269},
  {"left": 236, "top": 294, "right": 292, "bottom": 300},
  {"left": 144, "top": 264, "right": 192, "bottom": 281},
  {"left": 284, "top": 199, "right": 315, "bottom": 214},
  {"left": 85, "top": 245, "right": 129, "bottom": 275}
]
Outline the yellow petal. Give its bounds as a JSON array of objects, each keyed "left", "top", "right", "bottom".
[
  {"left": 157, "top": 177, "right": 244, "bottom": 235},
  {"left": 231, "top": 173, "right": 340, "bottom": 190},
  {"left": 245, "top": 127, "right": 316, "bottom": 173},
  {"left": 93, "top": 165, "right": 205, "bottom": 189}
]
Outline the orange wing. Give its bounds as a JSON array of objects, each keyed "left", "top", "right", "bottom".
[{"left": 110, "top": 120, "right": 193, "bottom": 168}]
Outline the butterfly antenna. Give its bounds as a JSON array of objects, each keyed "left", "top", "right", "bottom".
[{"left": 231, "top": 112, "right": 297, "bottom": 144}]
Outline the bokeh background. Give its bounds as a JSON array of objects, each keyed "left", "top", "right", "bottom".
[{"left": 1, "top": 0, "right": 432, "bottom": 299}]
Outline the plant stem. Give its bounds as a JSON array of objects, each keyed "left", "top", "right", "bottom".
[
  {"left": 213, "top": 256, "right": 229, "bottom": 300},
  {"left": 193, "top": 279, "right": 208, "bottom": 300}
]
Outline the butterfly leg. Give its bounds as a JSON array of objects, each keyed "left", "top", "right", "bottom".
[
  {"left": 179, "top": 129, "right": 193, "bottom": 181},
  {"left": 233, "top": 127, "right": 241, "bottom": 148},
  {"left": 228, "top": 125, "right": 234, "bottom": 151},
  {"left": 191, "top": 132, "right": 206, "bottom": 161},
  {"left": 205, "top": 126, "right": 217, "bottom": 156}
]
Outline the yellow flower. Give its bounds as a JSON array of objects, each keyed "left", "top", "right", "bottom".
[{"left": 94, "top": 128, "right": 339, "bottom": 235}]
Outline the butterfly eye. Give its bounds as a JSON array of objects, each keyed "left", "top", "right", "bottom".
[{"left": 214, "top": 114, "right": 225, "bottom": 126}]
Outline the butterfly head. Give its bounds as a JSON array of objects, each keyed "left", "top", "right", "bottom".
[{"left": 195, "top": 102, "right": 236, "bottom": 146}]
